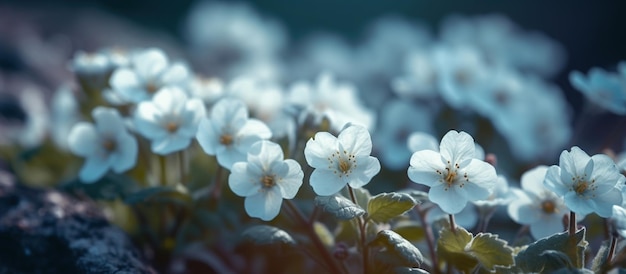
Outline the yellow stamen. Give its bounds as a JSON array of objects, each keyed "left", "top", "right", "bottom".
[
  {"left": 220, "top": 134, "right": 233, "bottom": 145},
  {"left": 261, "top": 175, "right": 275, "bottom": 188},
  {"left": 541, "top": 200, "right": 557, "bottom": 214}
]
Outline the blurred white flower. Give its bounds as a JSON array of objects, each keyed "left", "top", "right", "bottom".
[
  {"left": 68, "top": 107, "right": 137, "bottom": 183},
  {"left": 612, "top": 205, "right": 626, "bottom": 238},
  {"left": 196, "top": 98, "right": 272, "bottom": 169},
  {"left": 434, "top": 45, "right": 490, "bottom": 109},
  {"left": 187, "top": 76, "right": 225, "bottom": 106},
  {"left": 109, "top": 48, "right": 191, "bottom": 104},
  {"left": 288, "top": 73, "right": 375, "bottom": 132},
  {"left": 570, "top": 67, "right": 626, "bottom": 115},
  {"left": 134, "top": 87, "right": 205, "bottom": 155},
  {"left": 508, "top": 166, "right": 573, "bottom": 239},
  {"left": 304, "top": 124, "right": 381, "bottom": 196},
  {"left": 229, "top": 140, "right": 303, "bottom": 221},
  {"left": 50, "top": 85, "right": 80, "bottom": 150}
]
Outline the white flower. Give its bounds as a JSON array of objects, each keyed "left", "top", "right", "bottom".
[
  {"left": 544, "top": 146, "right": 624, "bottom": 218},
  {"left": 50, "top": 85, "right": 80, "bottom": 150},
  {"left": 570, "top": 67, "right": 626, "bottom": 115},
  {"left": 228, "top": 140, "right": 303, "bottom": 221},
  {"left": 612, "top": 205, "right": 626, "bottom": 238},
  {"left": 68, "top": 107, "right": 137, "bottom": 183},
  {"left": 134, "top": 87, "right": 205, "bottom": 155},
  {"left": 109, "top": 48, "right": 190, "bottom": 103},
  {"left": 407, "top": 130, "right": 497, "bottom": 214},
  {"left": 304, "top": 124, "right": 381, "bottom": 196},
  {"left": 508, "top": 166, "right": 573, "bottom": 239},
  {"left": 196, "top": 98, "right": 272, "bottom": 169},
  {"left": 474, "top": 175, "right": 515, "bottom": 207},
  {"left": 288, "top": 73, "right": 375, "bottom": 132}
]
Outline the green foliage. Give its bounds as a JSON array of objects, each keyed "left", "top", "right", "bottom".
[
  {"left": 241, "top": 225, "right": 296, "bottom": 246},
  {"left": 314, "top": 195, "right": 365, "bottom": 220},
  {"left": 392, "top": 221, "right": 426, "bottom": 243},
  {"left": 367, "top": 192, "right": 418, "bottom": 223},
  {"left": 437, "top": 225, "right": 514, "bottom": 273},
  {"left": 124, "top": 184, "right": 192, "bottom": 207},
  {"left": 370, "top": 230, "right": 424, "bottom": 268},
  {"left": 469, "top": 233, "right": 515, "bottom": 271},
  {"left": 313, "top": 221, "right": 335, "bottom": 247},
  {"left": 513, "top": 229, "right": 588, "bottom": 272},
  {"left": 62, "top": 173, "right": 137, "bottom": 200}
]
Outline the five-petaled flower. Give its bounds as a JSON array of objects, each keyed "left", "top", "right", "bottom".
[
  {"left": 196, "top": 97, "right": 272, "bottom": 169},
  {"left": 228, "top": 140, "right": 304, "bottom": 221},
  {"left": 544, "top": 146, "right": 624, "bottom": 218},
  {"left": 134, "top": 86, "right": 206, "bottom": 155},
  {"left": 304, "top": 124, "right": 381, "bottom": 196},
  {"left": 68, "top": 107, "right": 138, "bottom": 183},
  {"left": 407, "top": 130, "right": 497, "bottom": 214}
]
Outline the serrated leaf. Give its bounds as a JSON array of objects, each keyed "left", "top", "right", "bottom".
[
  {"left": 313, "top": 221, "right": 335, "bottom": 247},
  {"left": 468, "top": 233, "right": 514, "bottom": 271},
  {"left": 514, "top": 228, "right": 588, "bottom": 272},
  {"left": 436, "top": 225, "right": 477, "bottom": 273},
  {"left": 399, "top": 189, "right": 430, "bottom": 203},
  {"left": 393, "top": 221, "right": 426, "bottom": 242},
  {"left": 314, "top": 195, "right": 365, "bottom": 220},
  {"left": 241, "top": 225, "right": 295, "bottom": 246},
  {"left": 371, "top": 230, "right": 423, "bottom": 267},
  {"left": 367, "top": 192, "right": 417, "bottom": 223}
]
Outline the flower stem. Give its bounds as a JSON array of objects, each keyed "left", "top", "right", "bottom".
[
  {"left": 210, "top": 165, "right": 224, "bottom": 200},
  {"left": 159, "top": 155, "right": 167, "bottom": 186},
  {"left": 448, "top": 214, "right": 457, "bottom": 235},
  {"left": 178, "top": 151, "right": 186, "bottom": 185},
  {"left": 348, "top": 186, "right": 369, "bottom": 274},
  {"left": 569, "top": 211, "right": 576, "bottom": 236},
  {"left": 415, "top": 204, "right": 440, "bottom": 274},
  {"left": 607, "top": 236, "right": 618, "bottom": 265},
  {"left": 284, "top": 200, "right": 344, "bottom": 274}
]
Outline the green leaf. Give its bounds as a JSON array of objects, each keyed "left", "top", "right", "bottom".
[
  {"left": 399, "top": 189, "right": 430, "bottom": 204},
  {"left": 371, "top": 230, "right": 424, "bottom": 268},
  {"left": 514, "top": 228, "right": 588, "bottom": 272},
  {"left": 468, "top": 232, "right": 514, "bottom": 271},
  {"left": 393, "top": 221, "right": 426, "bottom": 242},
  {"left": 591, "top": 240, "right": 610, "bottom": 273},
  {"left": 540, "top": 250, "right": 574, "bottom": 270},
  {"left": 367, "top": 192, "right": 417, "bottom": 223},
  {"left": 241, "top": 225, "right": 295, "bottom": 246},
  {"left": 314, "top": 195, "right": 365, "bottom": 220},
  {"left": 436, "top": 225, "right": 477, "bottom": 273},
  {"left": 313, "top": 221, "right": 335, "bottom": 247}
]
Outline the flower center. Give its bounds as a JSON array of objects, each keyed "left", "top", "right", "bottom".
[
  {"left": 165, "top": 122, "right": 179, "bottom": 133},
  {"left": 261, "top": 175, "right": 275, "bottom": 188},
  {"left": 574, "top": 181, "right": 588, "bottom": 195},
  {"left": 339, "top": 159, "right": 351, "bottom": 173},
  {"left": 102, "top": 139, "right": 116, "bottom": 152},
  {"left": 220, "top": 134, "right": 233, "bottom": 145},
  {"left": 541, "top": 200, "right": 557, "bottom": 214},
  {"left": 146, "top": 82, "right": 159, "bottom": 94},
  {"left": 445, "top": 170, "right": 457, "bottom": 185}
]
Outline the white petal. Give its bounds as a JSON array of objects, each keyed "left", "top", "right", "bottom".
[
  {"left": 244, "top": 187, "right": 283, "bottom": 221},
  {"left": 590, "top": 188, "right": 623, "bottom": 218},
  {"left": 590, "top": 154, "right": 623, "bottom": 194},
  {"left": 134, "top": 102, "right": 168, "bottom": 140},
  {"left": 348, "top": 156, "right": 380, "bottom": 188},
  {"left": 507, "top": 194, "right": 539, "bottom": 224},
  {"left": 520, "top": 165, "right": 550, "bottom": 197},
  {"left": 196, "top": 118, "right": 220, "bottom": 155},
  {"left": 133, "top": 48, "right": 168, "bottom": 80},
  {"left": 460, "top": 181, "right": 491, "bottom": 201},
  {"left": 276, "top": 159, "right": 304, "bottom": 199},
  {"left": 560, "top": 146, "right": 591, "bottom": 177},
  {"left": 429, "top": 183, "right": 467, "bottom": 214},
  {"left": 530, "top": 214, "right": 565, "bottom": 240},
  {"left": 68, "top": 122, "right": 98, "bottom": 157},
  {"left": 151, "top": 134, "right": 190, "bottom": 155},
  {"left": 177, "top": 99, "right": 206, "bottom": 137},
  {"left": 248, "top": 141, "right": 283, "bottom": 170},
  {"left": 153, "top": 87, "right": 187, "bottom": 114},
  {"left": 237, "top": 119, "right": 272, "bottom": 151},
  {"left": 161, "top": 62, "right": 190, "bottom": 85},
  {"left": 110, "top": 132, "right": 138, "bottom": 173},
  {"left": 408, "top": 150, "right": 445, "bottom": 187},
  {"left": 544, "top": 165, "right": 568, "bottom": 196},
  {"left": 310, "top": 169, "right": 345, "bottom": 196},
  {"left": 407, "top": 132, "right": 439, "bottom": 152},
  {"left": 563, "top": 192, "right": 593, "bottom": 216},
  {"left": 211, "top": 98, "right": 248, "bottom": 132},
  {"left": 216, "top": 147, "right": 246, "bottom": 170},
  {"left": 93, "top": 107, "right": 125, "bottom": 134},
  {"left": 79, "top": 157, "right": 109, "bottom": 183},
  {"left": 439, "top": 130, "right": 475, "bottom": 168},
  {"left": 304, "top": 132, "right": 338, "bottom": 169},
  {"left": 109, "top": 68, "right": 146, "bottom": 103},
  {"left": 337, "top": 125, "right": 372, "bottom": 156},
  {"left": 229, "top": 162, "right": 261, "bottom": 197},
  {"left": 463, "top": 159, "right": 497, "bottom": 190}
]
